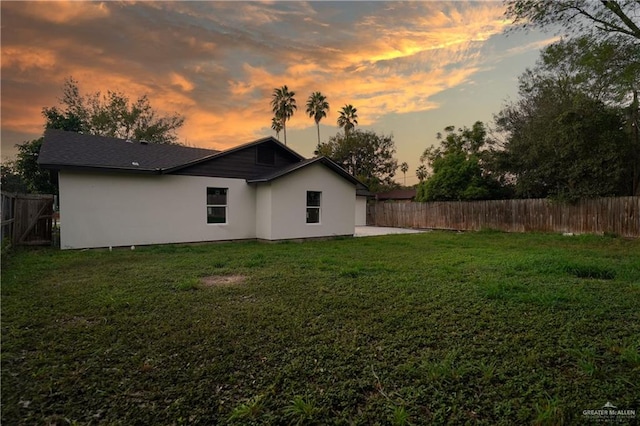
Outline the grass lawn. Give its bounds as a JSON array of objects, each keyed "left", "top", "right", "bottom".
[{"left": 2, "top": 231, "right": 639, "bottom": 425}]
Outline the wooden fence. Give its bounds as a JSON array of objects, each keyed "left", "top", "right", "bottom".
[
  {"left": 367, "top": 197, "right": 640, "bottom": 238},
  {"left": 0, "top": 192, "right": 55, "bottom": 246}
]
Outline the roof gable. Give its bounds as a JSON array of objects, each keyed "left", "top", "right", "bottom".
[
  {"left": 166, "top": 137, "right": 304, "bottom": 177},
  {"left": 186, "top": 136, "right": 305, "bottom": 166},
  {"left": 247, "top": 156, "right": 364, "bottom": 187}
]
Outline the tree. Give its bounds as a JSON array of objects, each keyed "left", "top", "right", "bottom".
[
  {"left": 515, "top": 35, "right": 640, "bottom": 194},
  {"left": 271, "top": 116, "right": 283, "bottom": 140},
  {"left": 12, "top": 138, "right": 57, "bottom": 194},
  {"left": 415, "top": 165, "right": 428, "bottom": 183},
  {"left": 492, "top": 33, "right": 639, "bottom": 198},
  {"left": 504, "top": 0, "right": 640, "bottom": 41},
  {"left": 400, "top": 162, "right": 409, "bottom": 185},
  {"left": 306, "top": 92, "right": 330, "bottom": 145},
  {"left": 415, "top": 122, "right": 507, "bottom": 202},
  {"left": 494, "top": 86, "right": 634, "bottom": 200},
  {"left": 519, "top": 35, "right": 639, "bottom": 107},
  {"left": 270, "top": 85, "right": 296, "bottom": 145},
  {"left": 315, "top": 129, "right": 397, "bottom": 192},
  {"left": 43, "top": 77, "right": 185, "bottom": 143},
  {"left": 630, "top": 89, "right": 640, "bottom": 195},
  {"left": 0, "top": 160, "right": 29, "bottom": 193},
  {"left": 337, "top": 104, "right": 358, "bottom": 136},
  {"left": 14, "top": 78, "right": 187, "bottom": 193},
  {"left": 502, "top": 1, "right": 640, "bottom": 197}
]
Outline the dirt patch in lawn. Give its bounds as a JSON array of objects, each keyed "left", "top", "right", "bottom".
[{"left": 200, "top": 275, "right": 247, "bottom": 287}]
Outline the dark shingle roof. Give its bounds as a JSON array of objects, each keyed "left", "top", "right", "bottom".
[
  {"left": 38, "top": 129, "right": 218, "bottom": 173},
  {"left": 38, "top": 130, "right": 367, "bottom": 189},
  {"left": 356, "top": 187, "right": 374, "bottom": 197},
  {"left": 375, "top": 189, "right": 416, "bottom": 200}
]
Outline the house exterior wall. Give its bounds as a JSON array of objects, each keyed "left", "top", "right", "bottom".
[
  {"left": 263, "top": 163, "right": 355, "bottom": 240},
  {"left": 58, "top": 171, "right": 256, "bottom": 249},
  {"left": 255, "top": 183, "right": 273, "bottom": 240},
  {"left": 355, "top": 196, "right": 367, "bottom": 226}
]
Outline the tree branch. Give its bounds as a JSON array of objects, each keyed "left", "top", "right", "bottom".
[
  {"left": 566, "top": 3, "right": 639, "bottom": 38},
  {"left": 601, "top": 0, "right": 640, "bottom": 39}
]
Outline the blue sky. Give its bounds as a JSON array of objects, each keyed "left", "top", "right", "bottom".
[{"left": 1, "top": 1, "right": 556, "bottom": 185}]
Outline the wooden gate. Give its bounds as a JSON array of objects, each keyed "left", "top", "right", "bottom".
[{"left": 0, "top": 192, "right": 55, "bottom": 246}]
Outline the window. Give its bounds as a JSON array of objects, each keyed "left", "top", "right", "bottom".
[
  {"left": 256, "top": 145, "right": 275, "bottom": 165},
  {"left": 207, "top": 188, "right": 227, "bottom": 224},
  {"left": 306, "top": 191, "right": 321, "bottom": 224}
]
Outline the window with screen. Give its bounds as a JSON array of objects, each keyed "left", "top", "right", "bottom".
[
  {"left": 207, "top": 187, "right": 228, "bottom": 224},
  {"left": 306, "top": 191, "right": 321, "bottom": 224}
]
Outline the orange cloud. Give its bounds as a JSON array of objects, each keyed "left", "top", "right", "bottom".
[
  {"left": 1, "top": 1, "right": 552, "bottom": 159},
  {"left": 17, "top": 1, "right": 110, "bottom": 24},
  {"left": 177, "top": 108, "right": 271, "bottom": 150},
  {"left": 205, "top": 57, "right": 480, "bottom": 150},
  {"left": 1, "top": 46, "right": 57, "bottom": 71},
  {"left": 1, "top": 102, "right": 47, "bottom": 136},
  {"left": 166, "top": 13, "right": 499, "bottom": 149},
  {"left": 169, "top": 73, "right": 195, "bottom": 93}
]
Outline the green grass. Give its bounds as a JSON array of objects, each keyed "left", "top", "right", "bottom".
[{"left": 2, "top": 231, "right": 639, "bottom": 425}]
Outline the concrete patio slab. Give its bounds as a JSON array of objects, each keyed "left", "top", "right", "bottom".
[{"left": 354, "top": 226, "right": 428, "bottom": 237}]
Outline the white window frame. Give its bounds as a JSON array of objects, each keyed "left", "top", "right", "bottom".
[
  {"left": 306, "top": 191, "right": 321, "bottom": 224},
  {"left": 206, "top": 187, "right": 228, "bottom": 224}
]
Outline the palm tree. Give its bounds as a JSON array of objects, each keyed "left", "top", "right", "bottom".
[
  {"left": 416, "top": 165, "right": 428, "bottom": 182},
  {"left": 271, "top": 116, "right": 283, "bottom": 140},
  {"left": 270, "top": 85, "right": 296, "bottom": 145},
  {"left": 400, "top": 162, "right": 409, "bottom": 186},
  {"left": 306, "top": 92, "right": 330, "bottom": 145},
  {"left": 337, "top": 104, "right": 358, "bottom": 136}
]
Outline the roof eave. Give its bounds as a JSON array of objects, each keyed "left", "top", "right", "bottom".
[
  {"left": 319, "top": 157, "right": 366, "bottom": 187},
  {"left": 38, "top": 163, "right": 163, "bottom": 175},
  {"left": 247, "top": 156, "right": 366, "bottom": 188},
  {"left": 161, "top": 151, "right": 223, "bottom": 173}
]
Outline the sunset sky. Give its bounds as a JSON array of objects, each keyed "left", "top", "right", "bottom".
[{"left": 1, "top": 1, "right": 556, "bottom": 185}]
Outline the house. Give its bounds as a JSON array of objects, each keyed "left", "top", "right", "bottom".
[
  {"left": 38, "top": 129, "right": 367, "bottom": 249},
  {"left": 355, "top": 187, "right": 373, "bottom": 226},
  {"left": 375, "top": 188, "right": 416, "bottom": 203}
]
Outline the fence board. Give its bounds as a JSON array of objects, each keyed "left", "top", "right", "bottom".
[
  {"left": 368, "top": 197, "right": 640, "bottom": 238},
  {"left": 1, "top": 192, "right": 16, "bottom": 242}
]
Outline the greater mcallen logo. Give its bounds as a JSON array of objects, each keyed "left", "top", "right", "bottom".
[{"left": 583, "top": 402, "right": 636, "bottom": 422}]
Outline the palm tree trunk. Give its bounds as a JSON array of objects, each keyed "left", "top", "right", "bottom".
[
  {"left": 283, "top": 122, "right": 287, "bottom": 146},
  {"left": 316, "top": 123, "right": 321, "bottom": 145}
]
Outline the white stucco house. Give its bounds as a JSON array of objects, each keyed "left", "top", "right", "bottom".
[{"left": 38, "top": 129, "right": 369, "bottom": 249}]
